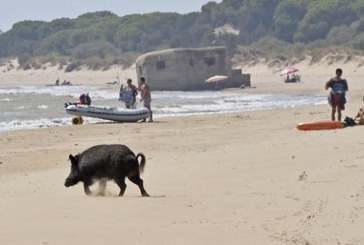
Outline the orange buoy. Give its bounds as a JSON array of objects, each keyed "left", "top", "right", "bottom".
[{"left": 72, "top": 116, "right": 84, "bottom": 125}]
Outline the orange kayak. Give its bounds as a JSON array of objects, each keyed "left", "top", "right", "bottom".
[{"left": 297, "top": 121, "right": 345, "bottom": 131}]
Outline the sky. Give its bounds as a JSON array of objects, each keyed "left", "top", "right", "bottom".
[{"left": 0, "top": 0, "right": 222, "bottom": 32}]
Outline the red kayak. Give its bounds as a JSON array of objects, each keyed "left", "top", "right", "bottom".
[{"left": 297, "top": 121, "right": 345, "bottom": 131}]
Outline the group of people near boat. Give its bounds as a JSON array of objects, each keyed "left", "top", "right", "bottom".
[
  {"left": 325, "top": 68, "right": 364, "bottom": 125},
  {"left": 74, "top": 76, "right": 153, "bottom": 123},
  {"left": 118, "top": 77, "right": 153, "bottom": 122}
]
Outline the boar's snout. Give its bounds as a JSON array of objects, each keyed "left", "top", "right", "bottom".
[
  {"left": 64, "top": 174, "right": 79, "bottom": 187},
  {"left": 64, "top": 178, "right": 73, "bottom": 187}
]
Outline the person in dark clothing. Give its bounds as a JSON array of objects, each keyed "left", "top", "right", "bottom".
[
  {"left": 325, "top": 68, "right": 348, "bottom": 121},
  {"left": 78, "top": 93, "right": 92, "bottom": 105}
]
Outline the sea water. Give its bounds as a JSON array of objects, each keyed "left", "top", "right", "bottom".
[{"left": 0, "top": 85, "right": 327, "bottom": 132}]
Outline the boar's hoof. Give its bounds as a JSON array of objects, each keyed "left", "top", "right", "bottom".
[{"left": 142, "top": 192, "right": 150, "bottom": 197}]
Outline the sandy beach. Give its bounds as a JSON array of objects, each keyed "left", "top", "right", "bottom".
[{"left": 1, "top": 58, "right": 364, "bottom": 244}]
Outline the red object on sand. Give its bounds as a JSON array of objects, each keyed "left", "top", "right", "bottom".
[{"left": 297, "top": 121, "right": 345, "bottom": 131}]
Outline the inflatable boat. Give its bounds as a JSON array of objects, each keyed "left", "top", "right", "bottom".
[{"left": 66, "top": 105, "right": 150, "bottom": 122}]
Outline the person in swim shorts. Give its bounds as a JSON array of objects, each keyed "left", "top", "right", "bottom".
[
  {"left": 140, "top": 77, "right": 153, "bottom": 122},
  {"left": 325, "top": 68, "right": 348, "bottom": 121}
]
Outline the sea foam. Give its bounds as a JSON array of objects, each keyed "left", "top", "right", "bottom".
[{"left": 0, "top": 85, "right": 327, "bottom": 132}]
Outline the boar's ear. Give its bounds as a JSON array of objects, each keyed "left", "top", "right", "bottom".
[{"left": 69, "top": 154, "right": 77, "bottom": 164}]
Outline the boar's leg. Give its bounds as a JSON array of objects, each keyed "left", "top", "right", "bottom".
[
  {"left": 98, "top": 179, "right": 107, "bottom": 196},
  {"left": 83, "top": 183, "right": 92, "bottom": 196},
  {"left": 83, "top": 179, "right": 93, "bottom": 196},
  {"left": 114, "top": 177, "right": 127, "bottom": 196},
  {"left": 128, "top": 175, "right": 149, "bottom": 197}
]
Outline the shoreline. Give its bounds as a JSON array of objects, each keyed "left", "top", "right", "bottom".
[{"left": 0, "top": 87, "right": 327, "bottom": 133}]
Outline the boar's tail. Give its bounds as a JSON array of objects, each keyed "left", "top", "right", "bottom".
[{"left": 136, "top": 153, "right": 146, "bottom": 174}]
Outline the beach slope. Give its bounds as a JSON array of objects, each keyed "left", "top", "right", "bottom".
[{"left": 1, "top": 104, "right": 364, "bottom": 244}]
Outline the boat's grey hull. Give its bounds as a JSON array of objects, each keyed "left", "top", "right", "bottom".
[{"left": 66, "top": 105, "right": 149, "bottom": 122}]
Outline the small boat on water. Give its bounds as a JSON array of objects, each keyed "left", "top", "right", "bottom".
[{"left": 66, "top": 105, "right": 150, "bottom": 122}]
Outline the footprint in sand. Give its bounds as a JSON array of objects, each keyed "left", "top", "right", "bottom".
[{"left": 298, "top": 171, "right": 307, "bottom": 181}]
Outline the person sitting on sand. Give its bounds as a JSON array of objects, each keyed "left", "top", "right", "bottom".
[
  {"left": 325, "top": 68, "right": 348, "bottom": 121},
  {"left": 353, "top": 95, "right": 364, "bottom": 125}
]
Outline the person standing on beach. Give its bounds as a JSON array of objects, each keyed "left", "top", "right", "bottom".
[
  {"left": 140, "top": 77, "right": 153, "bottom": 122},
  {"left": 123, "top": 79, "right": 138, "bottom": 109},
  {"left": 325, "top": 68, "right": 348, "bottom": 121}
]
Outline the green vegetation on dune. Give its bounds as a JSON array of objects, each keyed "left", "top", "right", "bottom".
[{"left": 1, "top": 0, "right": 364, "bottom": 70}]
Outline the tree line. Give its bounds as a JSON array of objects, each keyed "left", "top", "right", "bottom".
[{"left": 0, "top": 0, "right": 363, "bottom": 69}]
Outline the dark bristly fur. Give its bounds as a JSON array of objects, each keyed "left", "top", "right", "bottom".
[{"left": 64, "top": 144, "right": 149, "bottom": 197}]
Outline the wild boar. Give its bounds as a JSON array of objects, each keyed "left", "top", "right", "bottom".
[{"left": 64, "top": 144, "right": 149, "bottom": 197}]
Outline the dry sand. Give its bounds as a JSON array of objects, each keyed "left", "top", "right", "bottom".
[{"left": 1, "top": 58, "right": 364, "bottom": 244}]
